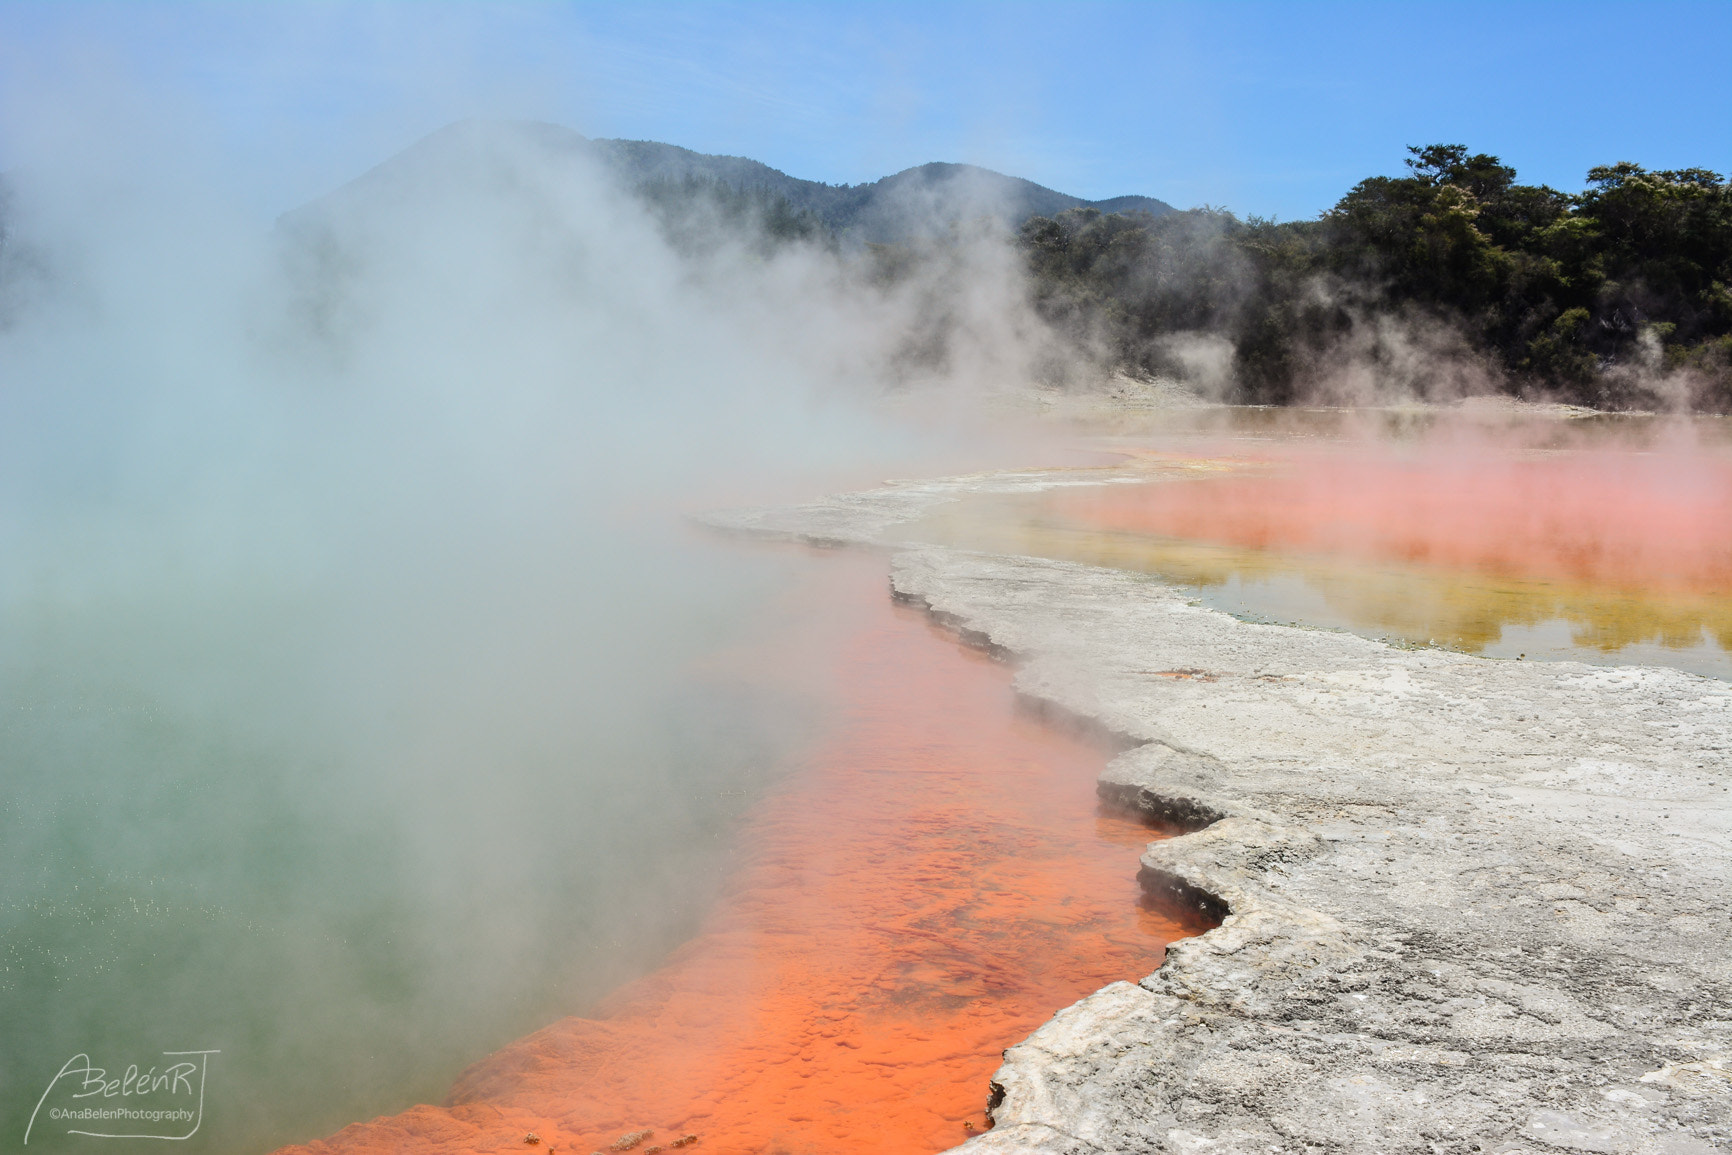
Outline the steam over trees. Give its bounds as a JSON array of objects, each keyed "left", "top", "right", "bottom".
[
  {"left": 6, "top": 135, "right": 1726, "bottom": 409},
  {"left": 1018, "top": 146, "right": 1732, "bottom": 410}
]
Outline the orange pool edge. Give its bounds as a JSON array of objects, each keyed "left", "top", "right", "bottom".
[{"left": 273, "top": 549, "right": 1212, "bottom": 1155}]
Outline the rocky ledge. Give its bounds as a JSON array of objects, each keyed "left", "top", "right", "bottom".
[{"left": 706, "top": 480, "right": 1732, "bottom": 1155}]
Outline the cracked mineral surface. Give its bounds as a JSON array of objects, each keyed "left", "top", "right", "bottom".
[{"left": 704, "top": 469, "right": 1732, "bottom": 1155}]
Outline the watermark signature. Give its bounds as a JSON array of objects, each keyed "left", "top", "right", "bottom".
[{"left": 25, "top": 1051, "right": 219, "bottom": 1144}]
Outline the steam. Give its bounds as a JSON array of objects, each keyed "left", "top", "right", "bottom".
[
  {"left": 1298, "top": 303, "right": 1501, "bottom": 408},
  {"left": 0, "top": 102, "right": 1060, "bottom": 1152}
]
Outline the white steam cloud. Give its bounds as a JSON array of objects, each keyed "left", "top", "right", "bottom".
[{"left": 0, "top": 83, "right": 1061, "bottom": 1152}]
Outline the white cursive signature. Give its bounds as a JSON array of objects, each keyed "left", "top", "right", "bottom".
[{"left": 24, "top": 1051, "right": 219, "bottom": 1144}]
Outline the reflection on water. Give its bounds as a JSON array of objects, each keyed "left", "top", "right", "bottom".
[{"left": 897, "top": 449, "right": 1732, "bottom": 682}]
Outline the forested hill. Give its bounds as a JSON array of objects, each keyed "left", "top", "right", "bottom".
[
  {"left": 1020, "top": 145, "right": 1732, "bottom": 411},
  {"left": 290, "top": 119, "right": 1173, "bottom": 244}
]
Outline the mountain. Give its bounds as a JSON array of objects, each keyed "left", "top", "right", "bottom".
[
  {"left": 585, "top": 136, "right": 1174, "bottom": 241},
  {"left": 284, "top": 120, "right": 1175, "bottom": 244}
]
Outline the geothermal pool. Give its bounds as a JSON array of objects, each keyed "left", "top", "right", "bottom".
[
  {"left": 897, "top": 415, "right": 1732, "bottom": 681},
  {"left": 276, "top": 549, "right": 1207, "bottom": 1155},
  {"left": 128, "top": 406, "right": 1729, "bottom": 1154},
  {"left": 671, "top": 410, "right": 1730, "bottom": 1151}
]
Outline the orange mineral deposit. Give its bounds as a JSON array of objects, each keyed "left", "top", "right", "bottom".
[
  {"left": 1064, "top": 442, "right": 1732, "bottom": 595},
  {"left": 279, "top": 550, "right": 1205, "bottom": 1155}
]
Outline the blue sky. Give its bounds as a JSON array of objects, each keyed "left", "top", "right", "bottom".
[{"left": 1, "top": 1, "right": 1729, "bottom": 221}]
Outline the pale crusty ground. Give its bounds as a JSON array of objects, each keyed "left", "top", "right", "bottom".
[{"left": 702, "top": 472, "right": 1732, "bottom": 1155}]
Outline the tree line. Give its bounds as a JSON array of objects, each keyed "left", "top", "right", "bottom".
[{"left": 1018, "top": 146, "right": 1732, "bottom": 410}]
